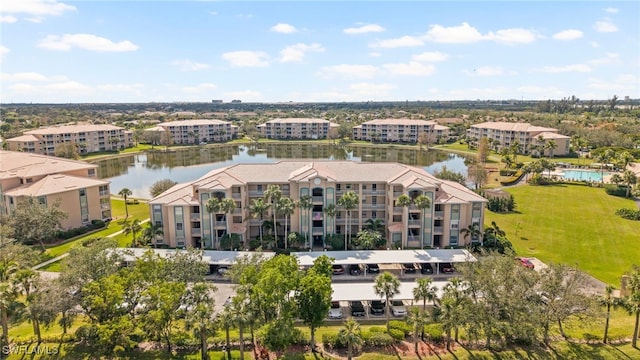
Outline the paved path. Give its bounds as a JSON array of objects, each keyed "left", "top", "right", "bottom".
[{"left": 32, "top": 218, "right": 150, "bottom": 270}]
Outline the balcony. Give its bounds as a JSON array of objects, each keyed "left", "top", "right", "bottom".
[
  {"left": 249, "top": 191, "right": 264, "bottom": 197},
  {"left": 312, "top": 227, "right": 324, "bottom": 235},
  {"left": 232, "top": 193, "right": 241, "bottom": 199},
  {"left": 312, "top": 196, "right": 324, "bottom": 203},
  {"left": 100, "top": 203, "right": 110, "bottom": 210},
  {"left": 214, "top": 221, "right": 226, "bottom": 228},
  {"left": 335, "top": 218, "right": 346, "bottom": 225},
  {"left": 312, "top": 212, "right": 323, "bottom": 221},
  {"left": 190, "top": 213, "right": 201, "bottom": 221},
  {"left": 393, "top": 207, "right": 403, "bottom": 213},
  {"left": 434, "top": 211, "right": 444, "bottom": 218},
  {"left": 191, "top": 228, "right": 202, "bottom": 236},
  {"left": 99, "top": 190, "right": 109, "bottom": 197},
  {"left": 249, "top": 219, "right": 262, "bottom": 225},
  {"left": 433, "top": 226, "right": 444, "bottom": 234},
  {"left": 408, "top": 219, "right": 421, "bottom": 227}
]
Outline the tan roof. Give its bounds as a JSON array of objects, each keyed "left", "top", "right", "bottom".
[
  {"left": 5, "top": 134, "right": 41, "bottom": 142},
  {"left": 0, "top": 151, "right": 96, "bottom": 180},
  {"left": 158, "top": 119, "right": 233, "bottom": 127},
  {"left": 470, "top": 122, "right": 557, "bottom": 133},
  {"left": 538, "top": 131, "right": 570, "bottom": 139},
  {"left": 434, "top": 124, "right": 449, "bottom": 130},
  {"left": 149, "top": 182, "right": 200, "bottom": 205},
  {"left": 432, "top": 117, "right": 463, "bottom": 124},
  {"left": 4, "top": 174, "right": 109, "bottom": 197},
  {"left": 361, "top": 119, "right": 437, "bottom": 126},
  {"left": 264, "top": 118, "right": 336, "bottom": 125},
  {"left": 24, "top": 124, "right": 124, "bottom": 135}
]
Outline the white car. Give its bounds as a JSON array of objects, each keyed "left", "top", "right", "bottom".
[
  {"left": 391, "top": 300, "right": 407, "bottom": 317},
  {"left": 328, "top": 301, "right": 342, "bottom": 319}
]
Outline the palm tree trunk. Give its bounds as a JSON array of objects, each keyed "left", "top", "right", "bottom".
[
  {"left": 633, "top": 311, "right": 639, "bottom": 348},
  {"left": 1, "top": 306, "right": 9, "bottom": 347},
  {"left": 284, "top": 216, "right": 288, "bottom": 249},
  {"left": 347, "top": 342, "right": 352, "bottom": 360},
  {"left": 558, "top": 319, "right": 567, "bottom": 339},
  {"left": 226, "top": 325, "right": 231, "bottom": 360},
  {"left": 385, "top": 296, "right": 391, "bottom": 332},
  {"left": 239, "top": 323, "right": 245, "bottom": 360},
  {"left": 201, "top": 323, "right": 209, "bottom": 360},
  {"left": 33, "top": 318, "right": 41, "bottom": 343},
  {"left": 310, "top": 327, "right": 316, "bottom": 351},
  {"left": 603, "top": 305, "right": 611, "bottom": 343}
]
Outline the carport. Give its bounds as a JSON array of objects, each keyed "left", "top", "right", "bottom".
[{"left": 329, "top": 281, "right": 448, "bottom": 302}]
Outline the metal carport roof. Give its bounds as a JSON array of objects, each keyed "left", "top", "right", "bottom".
[{"left": 329, "top": 281, "right": 449, "bottom": 302}]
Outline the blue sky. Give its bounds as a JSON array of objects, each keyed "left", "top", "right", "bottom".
[{"left": 1, "top": 1, "right": 638, "bottom": 103}]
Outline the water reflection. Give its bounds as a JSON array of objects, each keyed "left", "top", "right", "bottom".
[{"left": 96, "top": 144, "right": 471, "bottom": 199}]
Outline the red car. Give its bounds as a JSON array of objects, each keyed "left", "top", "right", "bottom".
[{"left": 516, "top": 257, "right": 535, "bottom": 269}]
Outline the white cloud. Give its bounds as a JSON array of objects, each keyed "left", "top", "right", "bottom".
[
  {"left": 221, "top": 51, "right": 269, "bottom": 67},
  {"left": 487, "top": 28, "right": 537, "bottom": 45},
  {"left": 604, "top": 7, "right": 618, "bottom": 14},
  {"left": 223, "top": 90, "right": 262, "bottom": 101},
  {"left": 423, "top": 22, "right": 484, "bottom": 44},
  {"left": 171, "top": 59, "right": 210, "bottom": 71},
  {"left": 370, "top": 35, "right": 424, "bottom": 48},
  {"left": 97, "top": 83, "right": 145, "bottom": 94},
  {"left": 383, "top": 62, "right": 435, "bottom": 76},
  {"left": 319, "top": 64, "right": 379, "bottom": 79},
  {"left": 348, "top": 83, "right": 396, "bottom": 98},
  {"left": 181, "top": 83, "right": 217, "bottom": 93},
  {"left": 1, "top": 15, "right": 18, "bottom": 23},
  {"left": 594, "top": 20, "right": 618, "bottom": 33},
  {"left": 412, "top": 51, "right": 448, "bottom": 62},
  {"left": 589, "top": 53, "right": 619, "bottom": 66},
  {"left": 2, "top": 0, "right": 76, "bottom": 16},
  {"left": 587, "top": 74, "right": 638, "bottom": 93},
  {"left": 448, "top": 86, "right": 509, "bottom": 99},
  {"left": 0, "top": 46, "right": 10, "bottom": 58},
  {"left": 343, "top": 24, "right": 385, "bottom": 35},
  {"left": 279, "top": 43, "right": 325, "bottom": 63},
  {"left": 463, "top": 66, "right": 505, "bottom": 77},
  {"left": 209, "top": 11, "right": 218, "bottom": 16},
  {"left": 591, "top": 42, "right": 600, "bottom": 48},
  {"left": 270, "top": 23, "right": 297, "bottom": 34},
  {"left": 368, "top": 52, "right": 381, "bottom": 57},
  {"left": 37, "top": 34, "right": 139, "bottom": 52},
  {"left": 516, "top": 86, "right": 565, "bottom": 99},
  {"left": 552, "top": 29, "right": 583, "bottom": 41},
  {"left": 541, "top": 64, "right": 592, "bottom": 73}
]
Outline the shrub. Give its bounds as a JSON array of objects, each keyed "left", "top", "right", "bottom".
[
  {"left": 367, "top": 326, "right": 385, "bottom": 333},
  {"left": 322, "top": 333, "right": 345, "bottom": 349},
  {"left": 615, "top": 208, "right": 640, "bottom": 221},
  {"left": 500, "top": 170, "right": 523, "bottom": 186},
  {"left": 388, "top": 328, "right": 405, "bottom": 341},
  {"left": 362, "top": 331, "right": 395, "bottom": 347},
  {"left": 389, "top": 320, "right": 411, "bottom": 336},
  {"left": 248, "top": 239, "right": 261, "bottom": 250},
  {"left": 605, "top": 184, "right": 628, "bottom": 198},
  {"left": 423, "top": 324, "right": 444, "bottom": 343},
  {"left": 499, "top": 169, "right": 517, "bottom": 176}
]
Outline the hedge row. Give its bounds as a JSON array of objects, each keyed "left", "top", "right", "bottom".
[{"left": 615, "top": 208, "right": 640, "bottom": 221}]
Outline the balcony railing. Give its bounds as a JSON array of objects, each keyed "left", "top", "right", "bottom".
[
  {"left": 408, "top": 219, "right": 421, "bottom": 226},
  {"left": 249, "top": 191, "right": 264, "bottom": 196},
  {"left": 393, "top": 207, "right": 403, "bottom": 213},
  {"left": 191, "top": 228, "right": 202, "bottom": 236},
  {"left": 433, "top": 226, "right": 444, "bottom": 233},
  {"left": 214, "top": 221, "right": 226, "bottom": 228},
  {"left": 434, "top": 211, "right": 444, "bottom": 218},
  {"left": 312, "top": 196, "right": 324, "bottom": 203},
  {"left": 249, "top": 219, "right": 262, "bottom": 225},
  {"left": 232, "top": 193, "right": 241, "bottom": 199},
  {"left": 312, "top": 227, "right": 324, "bottom": 234},
  {"left": 312, "top": 212, "right": 323, "bottom": 220},
  {"left": 99, "top": 190, "right": 109, "bottom": 197},
  {"left": 393, "top": 191, "right": 404, "bottom": 198},
  {"left": 335, "top": 218, "right": 346, "bottom": 225},
  {"left": 190, "top": 213, "right": 201, "bottom": 221},
  {"left": 100, "top": 203, "right": 110, "bottom": 210}
]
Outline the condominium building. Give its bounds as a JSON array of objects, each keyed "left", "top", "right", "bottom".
[
  {"left": 145, "top": 119, "right": 238, "bottom": 144},
  {"left": 149, "top": 161, "right": 486, "bottom": 250},
  {"left": 467, "top": 122, "right": 570, "bottom": 156},
  {"left": 352, "top": 119, "right": 449, "bottom": 143},
  {"left": 5, "top": 124, "right": 133, "bottom": 156},
  {"left": 0, "top": 151, "right": 112, "bottom": 229},
  {"left": 257, "top": 118, "right": 339, "bottom": 139}
]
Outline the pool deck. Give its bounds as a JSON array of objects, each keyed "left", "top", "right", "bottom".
[{"left": 550, "top": 168, "right": 614, "bottom": 183}]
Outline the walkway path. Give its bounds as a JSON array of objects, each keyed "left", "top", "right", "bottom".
[{"left": 32, "top": 218, "right": 150, "bottom": 270}]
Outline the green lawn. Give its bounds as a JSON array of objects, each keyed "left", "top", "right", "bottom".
[{"left": 484, "top": 184, "right": 639, "bottom": 285}]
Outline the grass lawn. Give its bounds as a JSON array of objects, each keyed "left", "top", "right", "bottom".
[{"left": 484, "top": 184, "right": 639, "bottom": 285}]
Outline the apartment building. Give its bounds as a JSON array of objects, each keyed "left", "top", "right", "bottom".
[
  {"left": 352, "top": 119, "right": 449, "bottom": 143},
  {"left": 149, "top": 161, "right": 486, "bottom": 250},
  {"left": 467, "top": 122, "right": 570, "bottom": 156},
  {"left": 0, "top": 151, "right": 112, "bottom": 229},
  {"left": 146, "top": 119, "right": 238, "bottom": 144},
  {"left": 257, "top": 118, "right": 339, "bottom": 139},
  {"left": 5, "top": 124, "right": 133, "bottom": 156}
]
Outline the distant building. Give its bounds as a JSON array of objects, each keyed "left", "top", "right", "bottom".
[
  {"left": 352, "top": 119, "right": 448, "bottom": 143},
  {"left": 5, "top": 124, "right": 132, "bottom": 156},
  {"left": 0, "top": 151, "right": 112, "bottom": 229},
  {"left": 211, "top": 100, "right": 224, "bottom": 104},
  {"left": 467, "top": 121, "right": 570, "bottom": 156},
  {"left": 145, "top": 119, "right": 238, "bottom": 144},
  {"left": 257, "top": 118, "right": 339, "bottom": 140}
]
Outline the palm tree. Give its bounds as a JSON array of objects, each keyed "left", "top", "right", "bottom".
[
  {"left": 596, "top": 149, "right": 615, "bottom": 184},
  {"left": 461, "top": 223, "right": 482, "bottom": 245},
  {"left": 337, "top": 191, "right": 359, "bottom": 250},
  {"left": 249, "top": 198, "right": 270, "bottom": 245},
  {"left": 365, "top": 218, "right": 384, "bottom": 234},
  {"left": 413, "top": 195, "right": 431, "bottom": 248},
  {"left": 275, "top": 197, "right": 296, "bottom": 249},
  {"left": 323, "top": 203, "right": 337, "bottom": 248},
  {"left": 625, "top": 265, "right": 640, "bottom": 348},
  {"left": 617, "top": 151, "right": 635, "bottom": 171},
  {"left": 123, "top": 218, "right": 143, "bottom": 247},
  {"left": 355, "top": 229, "right": 382, "bottom": 250},
  {"left": 298, "top": 195, "right": 313, "bottom": 248},
  {"left": 142, "top": 222, "right": 164, "bottom": 248},
  {"left": 230, "top": 295, "right": 250, "bottom": 360},
  {"left": 623, "top": 170, "right": 637, "bottom": 198},
  {"left": 206, "top": 197, "right": 222, "bottom": 249},
  {"left": 219, "top": 198, "right": 237, "bottom": 238},
  {"left": 441, "top": 278, "right": 467, "bottom": 344},
  {"left": 118, "top": 188, "right": 133, "bottom": 218},
  {"left": 413, "top": 277, "right": 438, "bottom": 311},
  {"left": 395, "top": 194, "right": 412, "bottom": 248},
  {"left": 338, "top": 318, "right": 363, "bottom": 360},
  {"left": 374, "top": 271, "right": 401, "bottom": 331},
  {"left": 264, "top": 185, "right": 283, "bottom": 244},
  {"left": 510, "top": 140, "right": 521, "bottom": 163},
  {"left": 600, "top": 285, "right": 621, "bottom": 344},
  {"left": 217, "top": 307, "right": 234, "bottom": 360},
  {"left": 545, "top": 140, "right": 557, "bottom": 158},
  {"left": 407, "top": 307, "right": 429, "bottom": 352}
]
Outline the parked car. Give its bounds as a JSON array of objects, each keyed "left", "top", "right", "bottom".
[
  {"left": 402, "top": 263, "right": 416, "bottom": 273},
  {"left": 332, "top": 264, "right": 345, "bottom": 275},
  {"left": 419, "top": 263, "right": 434, "bottom": 274},
  {"left": 515, "top": 257, "right": 535, "bottom": 269},
  {"left": 328, "top": 301, "right": 343, "bottom": 319},
  {"left": 350, "top": 301, "right": 366, "bottom": 317},
  {"left": 349, "top": 264, "right": 362, "bottom": 276},
  {"left": 391, "top": 300, "right": 407, "bottom": 317},
  {"left": 439, "top": 263, "right": 454, "bottom": 274},
  {"left": 217, "top": 266, "right": 229, "bottom": 276},
  {"left": 370, "top": 300, "right": 385, "bottom": 316},
  {"left": 365, "top": 263, "right": 380, "bottom": 274}
]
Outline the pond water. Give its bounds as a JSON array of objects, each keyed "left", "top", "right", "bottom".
[{"left": 95, "top": 143, "right": 471, "bottom": 199}]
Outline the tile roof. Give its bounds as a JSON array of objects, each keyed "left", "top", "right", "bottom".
[
  {"left": 470, "top": 121, "right": 557, "bottom": 133},
  {"left": 23, "top": 124, "right": 125, "bottom": 135},
  {"left": 360, "top": 119, "right": 437, "bottom": 126},
  {"left": 0, "top": 150, "right": 96, "bottom": 180},
  {"left": 264, "top": 118, "right": 336, "bottom": 124},
  {"left": 4, "top": 174, "right": 109, "bottom": 197},
  {"left": 538, "top": 131, "right": 570, "bottom": 139},
  {"left": 158, "top": 119, "right": 233, "bottom": 126},
  {"left": 5, "top": 134, "right": 41, "bottom": 142}
]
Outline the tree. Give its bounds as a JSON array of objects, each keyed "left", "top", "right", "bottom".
[
  {"left": 337, "top": 191, "right": 359, "bottom": 250},
  {"left": 149, "top": 179, "right": 178, "bottom": 198},
  {"left": 468, "top": 163, "right": 488, "bottom": 190},
  {"left": 338, "top": 318, "right": 363, "bottom": 360},
  {"left": 596, "top": 149, "right": 615, "bottom": 184},
  {"left": 217, "top": 307, "right": 234, "bottom": 360},
  {"left": 54, "top": 142, "right": 80, "bottom": 159},
  {"left": 434, "top": 165, "right": 466, "bottom": 185},
  {"left": 10, "top": 197, "right": 68, "bottom": 251},
  {"left": 544, "top": 140, "right": 557, "bottom": 158},
  {"left": 625, "top": 265, "right": 640, "bottom": 348},
  {"left": 395, "top": 194, "right": 412, "bottom": 247},
  {"left": 141, "top": 281, "right": 187, "bottom": 353},
  {"left": 461, "top": 223, "right": 482, "bottom": 245},
  {"left": 206, "top": 197, "right": 222, "bottom": 249},
  {"left": 600, "top": 285, "right": 621, "bottom": 344},
  {"left": 14, "top": 269, "right": 44, "bottom": 343},
  {"left": 623, "top": 170, "right": 637, "bottom": 198},
  {"left": 323, "top": 203, "right": 338, "bottom": 238},
  {"left": 249, "top": 198, "right": 270, "bottom": 246},
  {"left": 407, "top": 307, "right": 429, "bottom": 352},
  {"left": 477, "top": 137, "right": 489, "bottom": 163},
  {"left": 616, "top": 151, "right": 635, "bottom": 171},
  {"left": 118, "top": 188, "right": 133, "bottom": 218},
  {"left": 219, "top": 198, "right": 237, "bottom": 239},
  {"left": 275, "top": 197, "right": 296, "bottom": 249},
  {"left": 298, "top": 195, "right": 313, "bottom": 248},
  {"left": 296, "top": 271, "right": 332, "bottom": 350},
  {"left": 122, "top": 218, "right": 144, "bottom": 247},
  {"left": 264, "top": 185, "right": 283, "bottom": 244},
  {"left": 365, "top": 218, "right": 384, "bottom": 234},
  {"left": 142, "top": 222, "right": 164, "bottom": 248},
  {"left": 413, "top": 277, "right": 438, "bottom": 311},
  {"left": 374, "top": 271, "right": 401, "bottom": 331},
  {"left": 354, "top": 229, "right": 382, "bottom": 250}
]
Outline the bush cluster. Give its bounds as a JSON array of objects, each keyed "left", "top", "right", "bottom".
[
  {"left": 499, "top": 170, "right": 523, "bottom": 186},
  {"left": 615, "top": 208, "right": 640, "bottom": 221},
  {"left": 56, "top": 219, "right": 107, "bottom": 240},
  {"left": 486, "top": 195, "right": 516, "bottom": 213},
  {"left": 423, "top": 324, "right": 444, "bottom": 343},
  {"left": 604, "top": 184, "right": 629, "bottom": 198}
]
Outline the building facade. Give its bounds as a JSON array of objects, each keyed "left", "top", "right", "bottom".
[
  {"left": 257, "top": 118, "right": 339, "bottom": 139},
  {"left": 0, "top": 151, "right": 112, "bottom": 229},
  {"left": 5, "top": 124, "right": 133, "bottom": 156},
  {"left": 149, "top": 161, "right": 486, "bottom": 250},
  {"left": 467, "top": 122, "right": 570, "bottom": 156},
  {"left": 352, "top": 119, "right": 449, "bottom": 143},
  {"left": 145, "top": 119, "right": 238, "bottom": 144}
]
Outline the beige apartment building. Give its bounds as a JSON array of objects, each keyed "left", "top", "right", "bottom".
[
  {"left": 5, "top": 124, "right": 132, "bottom": 156},
  {"left": 149, "top": 161, "right": 486, "bottom": 250},
  {"left": 352, "top": 119, "right": 449, "bottom": 143},
  {"left": 0, "top": 151, "right": 112, "bottom": 229},
  {"left": 467, "top": 122, "right": 570, "bottom": 156},
  {"left": 145, "top": 119, "right": 238, "bottom": 144},
  {"left": 257, "top": 118, "right": 339, "bottom": 139}
]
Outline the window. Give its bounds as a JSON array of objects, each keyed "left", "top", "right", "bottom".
[
  {"left": 79, "top": 188, "right": 89, "bottom": 223},
  {"left": 88, "top": 169, "right": 96, "bottom": 177},
  {"left": 26, "top": 178, "right": 33, "bottom": 184},
  {"left": 176, "top": 223, "right": 183, "bottom": 230},
  {"left": 38, "top": 196, "right": 47, "bottom": 206},
  {"left": 257, "top": 184, "right": 263, "bottom": 192},
  {"left": 371, "top": 211, "right": 377, "bottom": 219}
]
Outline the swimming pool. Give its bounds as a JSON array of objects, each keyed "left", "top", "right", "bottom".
[{"left": 560, "top": 169, "right": 610, "bottom": 182}]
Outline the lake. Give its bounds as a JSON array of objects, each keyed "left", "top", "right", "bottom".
[{"left": 94, "top": 143, "right": 471, "bottom": 199}]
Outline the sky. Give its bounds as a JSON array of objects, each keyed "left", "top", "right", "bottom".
[{"left": 1, "top": 0, "right": 639, "bottom": 104}]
